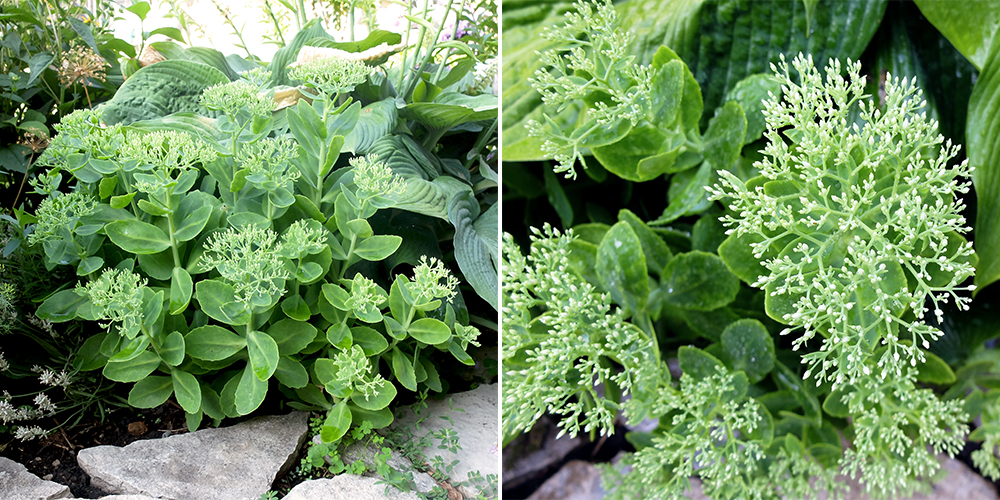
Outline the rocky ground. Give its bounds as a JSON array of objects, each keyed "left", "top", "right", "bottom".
[
  {"left": 0, "top": 384, "right": 498, "bottom": 500},
  {"left": 502, "top": 416, "right": 1000, "bottom": 500}
]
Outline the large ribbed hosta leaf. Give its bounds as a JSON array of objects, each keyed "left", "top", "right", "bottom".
[
  {"left": 367, "top": 136, "right": 472, "bottom": 220},
  {"left": 401, "top": 92, "right": 497, "bottom": 131},
  {"left": 449, "top": 193, "right": 498, "bottom": 311},
  {"left": 269, "top": 18, "right": 329, "bottom": 87},
  {"left": 619, "top": 0, "right": 888, "bottom": 121},
  {"left": 342, "top": 98, "right": 398, "bottom": 155},
  {"left": 101, "top": 60, "right": 228, "bottom": 125},
  {"left": 969, "top": 35, "right": 1000, "bottom": 292}
]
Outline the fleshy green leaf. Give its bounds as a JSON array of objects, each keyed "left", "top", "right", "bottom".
[
  {"left": 105, "top": 219, "right": 172, "bottom": 254},
  {"left": 129, "top": 375, "right": 174, "bottom": 408},
  {"left": 407, "top": 317, "right": 451, "bottom": 344},
  {"left": 103, "top": 350, "right": 161, "bottom": 383},
  {"left": 171, "top": 369, "right": 202, "bottom": 413},
  {"left": 267, "top": 319, "right": 318, "bottom": 356},
  {"left": 235, "top": 363, "right": 268, "bottom": 415},
  {"left": 247, "top": 330, "right": 280, "bottom": 381},
  {"left": 321, "top": 399, "right": 353, "bottom": 443},
  {"left": 350, "top": 381, "right": 396, "bottom": 411},
  {"left": 595, "top": 221, "right": 648, "bottom": 315},
  {"left": 659, "top": 251, "right": 740, "bottom": 311},
  {"left": 185, "top": 325, "right": 246, "bottom": 361},
  {"left": 391, "top": 346, "right": 417, "bottom": 391},
  {"left": 720, "top": 319, "right": 775, "bottom": 384}
]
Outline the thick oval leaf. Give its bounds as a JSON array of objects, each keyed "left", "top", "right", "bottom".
[
  {"left": 267, "top": 319, "right": 319, "bottom": 356},
  {"left": 407, "top": 318, "right": 451, "bottom": 344},
  {"left": 156, "top": 330, "right": 186, "bottom": 366},
  {"left": 174, "top": 205, "right": 213, "bottom": 242},
  {"left": 247, "top": 330, "right": 280, "bottom": 381},
  {"left": 678, "top": 345, "right": 724, "bottom": 380},
  {"left": 196, "top": 279, "right": 251, "bottom": 326},
  {"left": 321, "top": 399, "right": 352, "bottom": 443},
  {"left": 353, "top": 235, "right": 402, "bottom": 261},
  {"left": 281, "top": 295, "right": 312, "bottom": 322},
  {"left": 391, "top": 346, "right": 417, "bottom": 392},
  {"left": 274, "top": 357, "right": 309, "bottom": 389},
  {"left": 659, "top": 251, "right": 740, "bottom": 311},
  {"left": 350, "top": 380, "right": 396, "bottom": 411},
  {"left": 129, "top": 375, "right": 174, "bottom": 408},
  {"left": 170, "top": 267, "right": 193, "bottom": 315},
  {"left": 171, "top": 368, "right": 202, "bottom": 414},
  {"left": 102, "top": 60, "right": 229, "bottom": 125},
  {"left": 105, "top": 219, "right": 172, "bottom": 254},
  {"left": 185, "top": 325, "right": 247, "bottom": 361},
  {"left": 36, "top": 289, "right": 87, "bottom": 323},
  {"left": 720, "top": 319, "right": 775, "bottom": 384},
  {"left": 347, "top": 403, "right": 394, "bottom": 429},
  {"left": 618, "top": 209, "right": 673, "bottom": 276},
  {"left": 352, "top": 326, "right": 389, "bottom": 356},
  {"left": 596, "top": 221, "right": 649, "bottom": 315},
  {"left": 103, "top": 350, "right": 162, "bottom": 383},
  {"left": 235, "top": 363, "right": 268, "bottom": 415}
]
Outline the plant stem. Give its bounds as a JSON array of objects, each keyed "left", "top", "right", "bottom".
[
  {"left": 463, "top": 118, "right": 497, "bottom": 170},
  {"left": 432, "top": 0, "right": 466, "bottom": 83}
]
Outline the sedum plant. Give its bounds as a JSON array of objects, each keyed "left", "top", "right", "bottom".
[
  {"left": 503, "top": 21, "right": 980, "bottom": 500},
  {"left": 28, "top": 63, "right": 482, "bottom": 440}
]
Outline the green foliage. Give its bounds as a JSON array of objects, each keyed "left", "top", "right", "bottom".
[
  {"left": 501, "top": 1, "right": 994, "bottom": 498},
  {"left": 26, "top": 31, "right": 494, "bottom": 442}
]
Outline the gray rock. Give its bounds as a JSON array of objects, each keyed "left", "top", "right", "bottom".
[
  {"left": 312, "top": 435, "right": 439, "bottom": 495},
  {"left": 77, "top": 412, "right": 309, "bottom": 500},
  {"left": 542, "top": 454, "right": 996, "bottom": 500},
  {"left": 502, "top": 419, "right": 585, "bottom": 492},
  {"left": 526, "top": 460, "right": 605, "bottom": 500},
  {"left": 0, "top": 457, "right": 72, "bottom": 500},
  {"left": 831, "top": 456, "right": 998, "bottom": 500},
  {"left": 392, "top": 384, "right": 499, "bottom": 497},
  {"left": 281, "top": 475, "right": 421, "bottom": 500},
  {"left": 67, "top": 497, "right": 162, "bottom": 500}
]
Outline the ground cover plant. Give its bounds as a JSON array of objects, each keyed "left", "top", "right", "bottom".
[
  {"left": 501, "top": 0, "right": 1000, "bottom": 498},
  {"left": 1, "top": 0, "right": 497, "bottom": 491}
]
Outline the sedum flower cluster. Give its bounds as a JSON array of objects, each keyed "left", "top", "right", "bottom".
[
  {"left": 501, "top": 225, "right": 659, "bottom": 439},
  {"left": 525, "top": 0, "right": 651, "bottom": 178},
  {"left": 708, "top": 54, "right": 975, "bottom": 388},
  {"left": 708, "top": 53, "right": 974, "bottom": 499}
]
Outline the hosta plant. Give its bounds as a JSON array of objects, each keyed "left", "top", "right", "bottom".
[
  {"left": 27, "top": 60, "right": 484, "bottom": 441},
  {"left": 502, "top": 19, "right": 982, "bottom": 500}
]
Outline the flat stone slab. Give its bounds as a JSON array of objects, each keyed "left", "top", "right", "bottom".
[
  {"left": 77, "top": 412, "right": 309, "bottom": 500},
  {"left": 535, "top": 454, "right": 997, "bottom": 500},
  {"left": 67, "top": 496, "right": 161, "bottom": 500},
  {"left": 282, "top": 475, "right": 421, "bottom": 500},
  {"left": 0, "top": 457, "right": 71, "bottom": 500},
  {"left": 393, "top": 384, "right": 499, "bottom": 496},
  {"left": 526, "top": 460, "right": 603, "bottom": 500}
]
